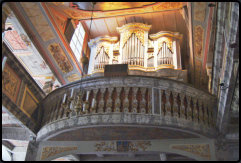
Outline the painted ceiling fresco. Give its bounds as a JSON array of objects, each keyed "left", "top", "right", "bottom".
[
  {"left": 3, "top": 16, "right": 56, "bottom": 89},
  {"left": 192, "top": 2, "right": 215, "bottom": 90},
  {"left": 8, "top": 2, "right": 83, "bottom": 85},
  {"left": 48, "top": 2, "right": 187, "bottom": 20},
  {"left": 71, "top": 2, "right": 158, "bottom": 11}
]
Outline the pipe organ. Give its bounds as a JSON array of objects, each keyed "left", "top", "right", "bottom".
[
  {"left": 122, "top": 33, "right": 145, "bottom": 66},
  {"left": 88, "top": 23, "right": 183, "bottom": 74}
]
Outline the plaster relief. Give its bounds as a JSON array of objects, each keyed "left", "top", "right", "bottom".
[
  {"left": 4, "top": 30, "right": 28, "bottom": 50},
  {"left": 171, "top": 144, "right": 211, "bottom": 160},
  {"left": 194, "top": 2, "right": 206, "bottom": 22},
  {"left": 194, "top": 25, "right": 204, "bottom": 58},
  {"left": 41, "top": 146, "right": 77, "bottom": 160},
  {"left": 95, "top": 141, "right": 151, "bottom": 152},
  {"left": 48, "top": 43, "right": 73, "bottom": 73},
  {"left": 2, "top": 64, "right": 21, "bottom": 103},
  {"left": 20, "top": 2, "right": 55, "bottom": 42}
]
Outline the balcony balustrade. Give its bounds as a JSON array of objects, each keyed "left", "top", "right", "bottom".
[{"left": 37, "top": 76, "right": 217, "bottom": 140}]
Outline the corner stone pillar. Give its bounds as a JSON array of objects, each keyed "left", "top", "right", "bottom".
[{"left": 25, "top": 140, "right": 40, "bottom": 161}]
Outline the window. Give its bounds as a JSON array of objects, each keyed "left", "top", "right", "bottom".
[{"left": 70, "top": 22, "right": 85, "bottom": 62}]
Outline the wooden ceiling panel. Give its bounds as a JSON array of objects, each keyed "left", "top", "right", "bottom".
[
  {"left": 140, "top": 13, "right": 153, "bottom": 31},
  {"left": 125, "top": 16, "right": 136, "bottom": 24},
  {"left": 151, "top": 12, "right": 167, "bottom": 33},
  {"left": 175, "top": 11, "right": 186, "bottom": 35},
  {"left": 115, "top": 16, "right": 127, "bottom": 28},
  {"left": 104, "top": 18, "right": 119, "bottom": 36},
  {"left": 93, "top": 19, "right": 109, "bottom": 36},
  {"left": 133, "top": 15, "right": 144, "bottom": 24},
  {"left": 85, "top": 20, "right": 99, "bottom": 38},
  {"left": 162, "top": 11, "right": 176, "bottom": 32}
]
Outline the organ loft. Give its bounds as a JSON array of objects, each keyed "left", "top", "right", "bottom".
[{"left": 2, "top": 2, "right": 239, "bottom": 161}]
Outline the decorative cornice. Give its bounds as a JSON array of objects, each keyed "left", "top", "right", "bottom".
[
  {"left": 55, "top": 2, "right": 186, "bottom": 20},
  {"left": 88, "top": 36, "right": 119, "bottom": 47},
  {"left": 117, "top": 23, "right": 151, "bottom": 33},
  {"left": 149, "top": 31, "right": 183, "bottom": 40}
]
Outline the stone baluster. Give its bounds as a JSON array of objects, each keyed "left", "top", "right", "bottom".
[
  {"left": 139, "top": 87, "right": 147, "bottom": 113},
  {"left": 115, "top": 87, "right": 122, "bottom": 112},
  {"left": 48, "top": 104, "right": 55, "bottom": 123},
  {"left": 186, "top": 96, "right": 192, "bottom": 121},
  {"left": 106, "top": 88, "right": 113, "bottom": 113},
  {"left": 203, "top": 103, "right": 208, "bottom": 125},
  {"left": 57, "top": 97, "right": 64, "bottom": 120},
  {"left": 146, "top": 88, "right": 152, "bottom": 114},
  {"left": 132, "top": 87, "right": 139, "bottom": 113},
  {"left": 165, "top": 90, "right": 172, "bottom": 117},
  {"left": 207, "top": 104, "right": 211, "bottom": 126},
  {"left": 69, "top": 89, "right": 76, "bottom": 116},
  {"left": 91, "top": 89, "right": 98, "bottom": 113},
  {"left": 207, "top": 105, "right": 211, "bottom": 126},
  {"left": 172, "top": 92, "right": 179, "bottom": 118},
  {"left": 97, "top": 88, "right": 105, "bottom": 113},
  {"left": 53, "top": 98, "right": 62, "bottom": 121},
  {"left": 64, "top": 96, "right": 72, "bottom": 118},
  {"left": 193, "top": 98, "right": 198, "bottom": 123},
  {"left": 74, "top": 90, "right": 84, "bottom": 115},
  {"left": 161, "top": 90, "right": 166, "bottom": 116},
  {"left": 210, "top": 109, "right": 215, "bottom": 127},
  {"left": 58, "top": 94, "right": 66, "bottom": 119},
  {"left": 123, "top": 87, "right": 130, "bottom": 113},
  {"left": 180, "top": 94, "right": 186, "bottom": 119},
  {"left": 199, "top": 102, "right": 204, "bottom": 124}
]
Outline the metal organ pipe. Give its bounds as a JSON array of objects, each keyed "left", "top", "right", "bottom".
[{"left": 137, "top": 37, "right": 140, "bottom": 65}]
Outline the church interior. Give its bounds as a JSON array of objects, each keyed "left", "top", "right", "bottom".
[{"left": 2, "top": 2, "right": 239, "bottom": 161}]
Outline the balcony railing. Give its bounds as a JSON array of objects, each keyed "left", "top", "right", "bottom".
[{"left": 37, "top": 76, "right": 217, "bottom": 140}]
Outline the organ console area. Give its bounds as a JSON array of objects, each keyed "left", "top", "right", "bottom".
[{"left": 87, "top": 23, "right": 186, "bottom": 82}]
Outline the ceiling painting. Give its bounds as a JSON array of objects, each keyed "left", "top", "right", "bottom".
[
  {"left": 4, "top": 30, "right": 28, "bottom": 50},
  {"left": 3, "top": 15, "right": 56, "bottom": 89},
  {"left": 194, "top": 2, "right": 206, "bottom": 22},
  {"left": 48, "top": 6, "right": 68, "bottom": 34},
  {"left": 2, "top": 63, "right": 22, "bottom": 103},
  {"left": 8, "top": 2, "right": 84, "bottom": 85},
  {"left": 194, "top": 25, "right": 204, "bottom": 58},
  {"left": 71, "top": 2, "right": 157, "bottom": 11},
  {"left": 48, "top": 43, "right": 73, "bottom": 73},
  {"left": 47, "top": 2, "right": 186, "bottom": 20},
  {"left": 20, "top": 2, "right": 55, "bottom": 42},
  {"left": 20, "top": 86, "right": 39, "bottom": 119}
]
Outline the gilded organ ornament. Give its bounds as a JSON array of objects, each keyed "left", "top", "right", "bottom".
[
  {"left": 121, "top": 29, "right": 145, "bottom": 47},
  {"left": 171, "top": 144, "right": 211, "bottom": 160},
  {"left": 41, "top": 146, "right": 77, "bottom": 160},
  {"left": 158, "top": 37, "right": 173, "bottom": 53}
]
